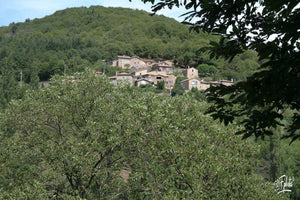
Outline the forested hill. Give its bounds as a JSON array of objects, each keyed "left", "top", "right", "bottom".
[
  {"left": 0, "top": 6, "right": 260, "bottom": 110},
  {"left": 0, "top": 6, "right": 217, "bottom": 80}
]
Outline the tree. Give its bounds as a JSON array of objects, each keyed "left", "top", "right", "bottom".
[
  {"left": 188, "top": 87, "right": 206, "bottom": 102},
  {"left": 138, "top": 0, "right": 300, "bottom": 143},
  {"left": 0, "top": 58, "right": 24, "bottom": 110},
  {"left": 0, "top": 71, "right": 285, "bottom": 199},
  {"left": 156, "top": 80, "right": 165, "bottom": 90},
  {"left": 10, "top": 23, "right": 17, "bottom": 35},
  {"left": 171, "top": 78, "right": 185, "bottom": 96},
  {"left": 197, "top": 63, "right": 217, "bottom": 75},
  {"left": 29, "top": 61, "right": 40, "bottom": 89},
  {"left": 1, "top": 72, "right": 129, "bottom": 199}
]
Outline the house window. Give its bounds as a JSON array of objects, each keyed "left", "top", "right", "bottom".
[
  {"left": 192, "top": 73, "right": 194, "bottom": 76},
  {"left": 192, "top": 81, "right": 198, "bottom": 85},
  {"left": 192, "top": 69, "right": 194, "bottom": 72},
  {"left": 157, "top": 77, "right": 162, "bottom": 79}
]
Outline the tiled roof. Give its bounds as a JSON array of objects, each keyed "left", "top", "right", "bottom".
[
  {"left": 180, "top": 78, "right": 200, "bottom": 83},
  {"left": 118, "top": 73, "right": 133, "bottom": 76},
  {"left": 117, "top": 55, "right": 131, "bottom": 59},
  {"left": 142, "top": 59, "right": 155, "bottom": 62},
  {"left": 146, "top": 71, "right": 168, "bottom": 76}
]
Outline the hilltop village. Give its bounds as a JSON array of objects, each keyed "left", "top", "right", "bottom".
[{"left": 107, "top": 55, "right": 234, "bottom": 91}]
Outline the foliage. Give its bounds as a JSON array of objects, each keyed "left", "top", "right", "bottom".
[
  {"left": 139, "top": 0, "right": 300, "bottom": 142},
  {"left": 171, "top": 77, "right": 187, "bottom": 96},
  {"left": 215, "top": 50, "right": 260, "bottom": 81},
  {"left": 175, "top": 76, "right": 187, "bottom": 84},
  {"left": 0, "top": 71, "right": 284, "bottom": 199},
  {"left": 156, "top": 80, "right": 165, "bottom": 90},
  {"left": 139, "top": 82, "right": 168, "bottom": 94},
  {"left": 188, "top": 87, "right": 206, "bottom": 102},
  {"left": 279, "top": 140, "right": 300, "bottom": 199},
  {"left": 0, "top": 57, "right": 28, "bottom": 111},
  {"left": 171, "top": 83, "right": 185, "bottom": 97},
  {"left": 258, "top": 132, "right": 300, "bottom": 199},
  {"left": 94, "top": 60, "right": 122, "bottom": 77},
  {"left": 197, "top": 63, "right": 217, "bottom": 75}
]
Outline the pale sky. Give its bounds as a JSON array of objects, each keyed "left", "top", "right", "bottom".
[{"left": 0, "top": 0, "right": 187, "bottom": 27}]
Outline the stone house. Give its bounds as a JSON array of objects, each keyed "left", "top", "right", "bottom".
[
  {"left": 181, "top": 66, "right": 235, "bottom": 91},
  {"left": 134, "top": 69, "right": 148, "bottom": 77},
  {"left": 135, "top": 78, "right": 153, "bottom": 87},
  {"left": 109, "top": 72, "right": 134, "bottom": 86},
  {"left": 137, "top": 71, "right": 176, "bottom": 90},
  {"left": 180, "top": 78, "right": 234, "bottom": 91},
  {"left": 152, "top": 60, "right": 174, "bottom": 73},
  {"left": 183, "top": 67, "right": 198, "bottom": 79},
  {"left": 198, "top": 80, "right": 211, "bottom": 90},
  {"left": 141, "top": 71, "right": 168, "bottom": 86},
  {"left": 110, "top": 56, "right": 147, "bottom": 70},
  {"left": 180, "top": 78, "right": 201, "bottom": 91},
  {"left": 109, "top": 70, "right": 176, "bottom": 89},
  {"left": 163, "top": 74, "right": 176, "bottom": 90},
  {"left": 141, "top": 59, "right": 156, "bottom": 68},
  {"left": 152, "top": 64, "right": 173, "bottom": 73}
]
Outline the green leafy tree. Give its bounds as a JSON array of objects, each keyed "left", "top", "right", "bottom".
[
  {"left": 138, "top": 0, "right": 300, "bottom": 143},
  {"left": 156, "top": 80, "right": 165, "bottom": 90},
  {"left": 10, "top": 23, "right": 17, "bottom": 35},
  {"left": 171, "top": 77, "right": 187, "bottom": 96},
  {"left": 0, "top": 71, "right": 285, "bottom": 199},
  {"left": 197, "top": 63, "right": 217, "bottom": 75},
  {"left": 171, "top": 83, "right": 185, "bottom": 96},
  {"left": 188, "top": 87, "right": 206, "bottom": 102},
  {"left": 0, "top": 58, "right": 24, "bottom": 110},
  {"left": 29, "top": 61, "right": 40, "bottom": 89},
  {"left": 258, "top": 131, "right": 300, "bottom": 199},
  {"left": 175, "top": 76, "right": 187, "bottom": 84},
  {"left": 1, "top": 72, "right": 129, "bottom": 199}
]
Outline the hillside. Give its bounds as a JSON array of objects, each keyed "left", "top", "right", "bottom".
[
  {"left": 0, "top": 6, "right": 259, "bottom": 109},
  {"left": 0, "top": 6, "right": 259, "bottom": 76},
  {"left": 0, "top": 6, "right": 215, "bottom": 79}
]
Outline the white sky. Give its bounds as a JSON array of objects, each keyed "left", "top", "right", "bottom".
[{"left": 0, "top": 0, "right": 187, "bottom": 27}]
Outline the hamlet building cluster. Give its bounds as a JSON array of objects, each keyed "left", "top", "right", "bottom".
[{"left": 107, "top": 55, "right": 234, "bottom": 91}]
